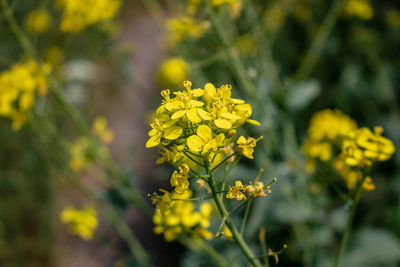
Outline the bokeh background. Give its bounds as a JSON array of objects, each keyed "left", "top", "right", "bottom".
[{"left": 1, "top": 0, "right": 400, "bottom": 266}]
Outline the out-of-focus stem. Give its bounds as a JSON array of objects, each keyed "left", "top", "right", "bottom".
[
  {"left": 334, "top": 170, "right": 369, "bottom": 267},
  {"left": 295, "top": 0, "right": 346, "bottom": 80}
]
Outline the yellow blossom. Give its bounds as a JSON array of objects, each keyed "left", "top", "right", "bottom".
[
  {"left": 57, "top": 0, "right": 121, "bottom": 33},
  {"left": 226, "top": 181, "right": 247, "bottom": 200},
  {"left": 362, "top": 177, "right": 375, "bottom": 191},
  {"left": 170, "top": 164, "right": 190, "bottom": 193},
  {"left": 246, "top": 182, "right": 269, "bottom": 197},
  {"left": 152, "top": 191, "right": 212, "bottom": 241},
  {"left": 236, "top": 136, "right": 258, "bottom": 159},
  {"left": 187, "top": 125, "right": 225, "bottom": 155},
  {"left": 0, "top": 59, "right": 49, "bottom": 130},
  {"left": 149, "top": 189, "right": 173, "bottom": 215},
  {"left": 343, "top": 0, "right": 374, "bottom": 20},
  {"left": 158, "top": 57, "right": 189, "bottom": 88},
  {"left": 60, "top": 206, "right": 98, "bottom": 240},
  {"left": 92, "top": 116, "right": 114, "bottom": 144},
  {"left": 24, "top": 9, "right": 51, "bottom": 34},
  {"left": 166, "top": 17, "right": 208, "bottom": 45}
]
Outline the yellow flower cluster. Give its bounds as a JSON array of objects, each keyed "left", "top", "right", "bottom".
[
  {"left": 226, "top": 180, "right": 272, "bottom": 200},
  {"left": 147, "top": 80, "right": 261, "bottom": 220},
  {"left": 343, "top": 0, "right": 374, "bottom": 20},
  {"left": 187, "top": 0, "right": 242, "bottom": 18},
  {"left": 152, "top": 191, "right": 213, "bottom": 241},
  {"left": 303, "top": 109, "right": 395, "bottom": 191},
  {"left": 69, "top": 116, "right": 114, "bottom": 171},
  {"left": 24, "top": 9, "right": 51, "bottom": 34},
  {"left": 0, "top": 59, "right": 49, "bottom": 131},
  {"left": 60, "top": 206, "right": 98, "bottom": 240},
  {"left": 57, "top": 0, "right": 121, "bottom": 32},
  {"left": 166, "top": 17, "right": 209, "bottom": 46},
  {"left": 157, "top": 57, "right": 189, "bottom": 88}
]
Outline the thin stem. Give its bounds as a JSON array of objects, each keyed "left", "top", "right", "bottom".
[
  {"left": 240, "top": 197, "right": 253, "bottom": 235},
  {"left": 171, "top": 196, "right": 213, "bottom": 201},
  {"left": 179, "top": 235, "right": 230, "bottom": 267},
  {"left": 211, "top": 152, "right": 237, "bottom": 172},
  {"left": 217, "top": 157, "right": 240, "bottom": 186},
  {"left": 106, "top": 209, "right": 154, "bottom": 267},
  {"left": 295, "top": 0, "right": 346, "bottom": 80},
  {"left": 183, "top": 151, "right": 205, "bottom": 167},
  {"left": 259, "top": 227, "right": 270, "bottom": 267},
  {"left": 334, "top": 170, "right": 369, "bottom": 267},
  {"left": 205, "top": 163, "right": 263, "bottom": 267},
  {"left": 0, "top": 0, "right": 36, "bottom": 58}
]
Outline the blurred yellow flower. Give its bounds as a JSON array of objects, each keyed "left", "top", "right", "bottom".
[
  {"left": 60, "top": 206, "right": 98, "bottom": 240},
  {"left": 166, "top": 17, "right": 208, "bottom": 45},
  {"left": 24, "top": 9, "right": 51, "bottom": 34},
  {"left": 343, "top": 0, "right": 374, "bottom": 20},
  {"left": 236, "top": 136, "right": 258, "bottom": 159},
  {"left": 158, "top": 57, "right": 189, "bottom": 88},
  {"left": 0, "top": 59, "right": 49, "bottom": 130},
  {"left": 57, "top": 0, "right": 121, "bottom": 32},
  {"left": 152, "top": 191, "right": 212, "bottom": 241},
  {"left": 93, "top": 116, "right": 114, "bottom": 144}
]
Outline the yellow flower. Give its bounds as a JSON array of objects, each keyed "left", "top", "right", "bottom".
[
  {"left": 149, "top": 189, "right": 173, "bottom": 215},
  {"left": 146, "top": 116, "right": 183, "bottom": 148},
  {"left": 60, "top": 206, "right": 98, "bottom": 240},
  {"left": 187, "top": 125, "right": 225, "bottom": 155},
  {"left": 246, "top": 181, "right": 269, "bottom": 197},
  {"left": 24, "top": 9, "right": 51, "bottom": 34},
  {"left": 93, "top": 116, "right": 114, "bottom": 144},
  {"left": 166, "top": 17, "right": 208, "bottom": 45},
  {"left": 236, "top": 136, "right": 258, "bottom": 159},
  {"left": 362, "top": 177, "right": 375, "bottom": 191},
  {"left": 226, "top": 181, "right": 247, "bottom": 200},
  {"left": 152, "top": 191, "right": 212, "bottom": 241},
  {"left": 158, "top": 57, "right": 189, "bottom": 88},
  {"left": 343, "top": 0, "right": 374, "bottom": 20},
  {"left": 342, "top": 127, "right": 395, "bottom": 167},
  {"left": 57, "top": 0, "right": 121, "bottom": 33},
  {"left": 170, "top": 164, "right": 190, "bottom": 193},
  {"left": 0, "top": 59, "right": 49, "bottom": 130}
]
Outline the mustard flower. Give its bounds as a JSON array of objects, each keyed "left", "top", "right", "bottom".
[
  {"left": 226, "top": 181, "right": 247, "bottom": 200},
  {"left": 60, "top": 206, "right": 98, "bottom": 240},
  {"left": 149, "top": 189, "right": 173, "bottom": 215},
  {"left": 152, "top": 191, "right": 212, "bottom": 241},
  {"left": 343, "top": 0, "right": 374, "bottom": 20},
  {"left": 187, "top": 125, "right": 225, "bottom": 155},
  {"left": 170, "top": 164, "right": 190, "bottom": 193},
  {"left": 166, "top": 17, "right": 208, "bottom": 45},
  {"left": 158, "top": 57, "right": 189, "bottom": 88},
  {"left": 57, "top": 0, "right": 121, "bottom": 33},
  {"left": 246, "top": 182, "right": 269, "bottom": 197},
  {"left": 24, "top": 9, "right": 51, "bottom": 34},
  {"left": 236, "top": 136, "right": 258, "bottom": 159},
  {"left": 92, "top": 116, "right": 114, "bottom": 144},
  {"left": 0, "top": 59, "right": 49, "bottom": 130}
]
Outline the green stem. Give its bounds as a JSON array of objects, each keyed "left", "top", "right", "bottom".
[
  {"left": 240, "top": 197, "right": 253, "bottom": 235},
  {"left": 106, "top": 209, "right": 154, "bottom": 267},
  {"left": 211, "top": 152, "right": 237, "bottom": 172},
  {"left": 0, "top": 0, "right": 36, "bottom": 58},
  {"left": 334, "top": 171, "right": 369, "bottom": 267},
  {"left": 295, "top": 0, "right": 346, "bottom": 80},
  {"left": 205, "top": 163, "right": 263, "bottom": 267},
  {"left": 179, "top": 235, "right": 230, "bottom": 267}
]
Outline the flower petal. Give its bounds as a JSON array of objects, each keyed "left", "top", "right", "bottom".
[
  {"left": 197, "top": 125, "right": 212, "bottom": 141},
  {"left": 187, "top": 135, "right": 204, "bottom": 152},
  {"left": 214, "top": 118, "right": 232, "bottom": 129},
  {"left": 171, "top": 110, "right": 186, "bottom": 120},
  {"left": 146, "top": 135, "right": 161, "bottom": 148},
  {"left": 163, "top": 126, "right": 183, "bottom": 140},
  {"left": 186, "top": 108, "right": 202, "bottom": 123}
]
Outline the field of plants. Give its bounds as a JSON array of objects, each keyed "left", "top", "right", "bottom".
[{"left": 1, "top": 0, "right": 400, "bottom": 266}]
